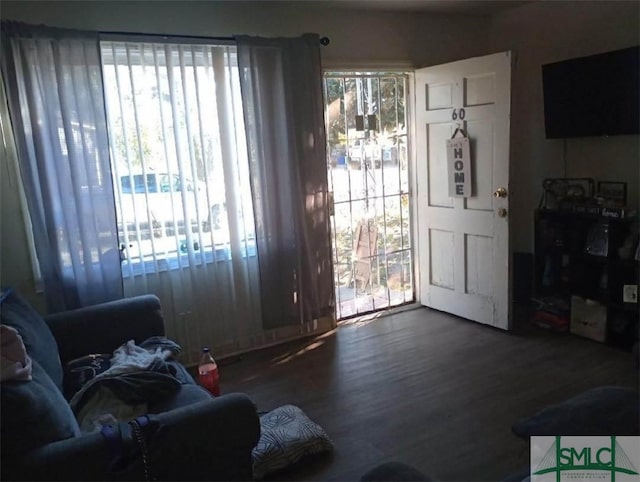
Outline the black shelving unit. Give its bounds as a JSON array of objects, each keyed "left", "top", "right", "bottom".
[{"left": 533, "top": 209, "right": 639, "bottom": 350}]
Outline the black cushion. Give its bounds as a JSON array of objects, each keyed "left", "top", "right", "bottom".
[
  {"left": 512, "top": 386, "right": 640, "bottom": 438},
  {"left": 0, "top": 360, "right": 80, "bottom": 456},
  {"left": 1, "top": 290, "right": 64, "bottom": 390}
]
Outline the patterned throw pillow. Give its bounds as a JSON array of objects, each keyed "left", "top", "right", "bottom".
[{"left": 252, "top": 404, "right": 333, "bottom": 480}]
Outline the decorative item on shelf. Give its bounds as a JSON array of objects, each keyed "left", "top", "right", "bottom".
[
  {"left": 540, "top": 179, "right": 566, "bottom": 210},
  {"left": 584, "top": 222, "right": 609, "bottom": 257},
  {"left": 623, "top": 285, "right": 638, "bottom": 304},
  {"left": 599, "top": 206, "right": 639, "bottom": 219},
  {"left": 531, "top": 296, "right": 570, "bottom": 332},
  {"left": 566, "top": 183, "right": 586, "bottom": 200},
  {"left": 570, "top": 296, "right": 607, "bottom": 343},
  {"left": 585, "top": 205, "right": 602, "bottom": 216},
  {"left": 597, "top": 181, "right": 627, "bottom": 207},
  {"left": 540, "top": 178, "right": 594, "bottom": 211}
]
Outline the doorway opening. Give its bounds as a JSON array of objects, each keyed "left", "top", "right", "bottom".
[{"left": 324, "top": 72, "right": 414, "bottom": 320}]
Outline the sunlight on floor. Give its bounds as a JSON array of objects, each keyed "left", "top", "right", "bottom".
[
  {"left": 337, "top": 286, "right": 412, "bottom": 319},
  {"left": 268, "top": 328, "right": 339, "bottom": 367}
]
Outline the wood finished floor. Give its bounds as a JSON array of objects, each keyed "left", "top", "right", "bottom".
[{"left": 219, "top": 306, "right": 639, "bottom": 482}]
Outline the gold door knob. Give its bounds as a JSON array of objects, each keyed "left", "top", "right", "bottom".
[
  {"left": 493, "top": 187, "right": 507, "bottom": 198},
  {"left": 497, "top": 208, "right": 508, "bottom": 218}
]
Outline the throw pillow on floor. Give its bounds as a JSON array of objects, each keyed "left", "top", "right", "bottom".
[{"left": 252, "top": 404, "right": 333, "bottom": 480}]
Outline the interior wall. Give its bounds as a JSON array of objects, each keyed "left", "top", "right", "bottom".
[
  {"left": 0, "top": 151, "right": 45, "bottom": 311},
  {"left": 1, "top": 1, "right": 491, "bottom": 68},
  {"left": 488, "top": 0, "right": 640, "bottom": 253},
  {"left": 0, "top": 0, "right": 491, "bottom": 310}
]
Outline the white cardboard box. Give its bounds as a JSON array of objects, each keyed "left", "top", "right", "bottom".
[{"left": 570, "top": 296, "right": 607, "bottom": 343}]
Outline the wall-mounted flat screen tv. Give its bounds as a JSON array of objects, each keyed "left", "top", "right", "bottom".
[{"left": 542, "top": 46, "right": 639, "bottom": 139}]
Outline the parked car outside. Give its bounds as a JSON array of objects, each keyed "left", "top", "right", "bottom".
[{"left": 117, "top": 171, "right": 226, "bottom": 237}]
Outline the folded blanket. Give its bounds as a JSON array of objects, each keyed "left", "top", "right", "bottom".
[
  {"left": 70, "top": 337, "right": 183, "bottom": 433},
  {"left": 0, "top": 324, "right": 32, "bottom": 382},
  {"left": 106, "top": 336, "right": 180, "bottom": 377}
]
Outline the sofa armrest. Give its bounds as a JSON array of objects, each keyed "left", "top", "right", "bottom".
[
  {"left": 44, "top": 295, "right": 165, "bottom": 365},
  {"left": 4, "top": 393, "right": 260, "bottom": 481}
]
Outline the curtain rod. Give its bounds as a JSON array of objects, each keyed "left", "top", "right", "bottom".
[{"left": 99, "top": 30, "right": 330, "bottom": 46}]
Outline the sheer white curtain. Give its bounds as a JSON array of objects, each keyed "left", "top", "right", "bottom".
[
  {"left": 0, "top": 70, "right": 42, "bottom": 292},
  {"left": 100, "top": 40, "right": 261, "bottom": 363},
  {"left": 236, "top": 34, "right": 335, "bottom": 329},
  {"left": 3, "top": 25, "right": 335, "bottom": 360},
  {"left": 2, "top": 22, "right": 123, "bottom": 311}
]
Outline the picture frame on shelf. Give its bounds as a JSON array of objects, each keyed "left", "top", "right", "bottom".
[
  {"left": 541, "top": 178, "right": 595, "bottom": 210},
  {"left": 597, "top": 181, "right": 627, "bottom": 207}
]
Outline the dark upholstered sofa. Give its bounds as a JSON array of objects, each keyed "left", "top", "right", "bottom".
[{"left": 1, "top": 291, "right": 261, "bottom": 481}]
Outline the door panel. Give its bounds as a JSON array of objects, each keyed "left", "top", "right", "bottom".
[
  {"left": 464, "top": 73, "right": 496, "bottom": 107},
  {"left": 465, "top": 119, "right": 494, "bottom": 211},
  {"left": 465, "top": 234, "right": 494, "bottom": 297},
  {"left": 429, "top": 229, "right": 455, "bottom": 290},
  {"left": 427, "top": 123, "right": 455, "bottom": 207},
  {"left": 426, "top": 83, "right": 454, "bottom": 110},
  {"left": 416, "top": 52, "right": 511, "bottom": 330}
]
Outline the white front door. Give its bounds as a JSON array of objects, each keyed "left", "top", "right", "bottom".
[{"left": 415, "top": 52, "right": 512, "bottom": 329}]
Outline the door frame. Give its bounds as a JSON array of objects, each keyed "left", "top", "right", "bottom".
[
  {"left": 407, "top": 72, "right": 422, "bottom": 304},
  {"left": 322, "top": 69, "right": 419, "bottom": 319}
]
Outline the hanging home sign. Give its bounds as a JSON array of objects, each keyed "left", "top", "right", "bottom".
[{"left": 446, "top": 127, "right": 472, "bottom": 197}]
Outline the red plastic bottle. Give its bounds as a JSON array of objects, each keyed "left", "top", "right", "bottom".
[{"left": 198, "top": 347, "right": 220, "bottom": 396}]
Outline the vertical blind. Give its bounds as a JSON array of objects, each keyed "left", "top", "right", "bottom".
[
  {"left": 100, "top": 41, "right": 256, "bottom": 273},
  {"left": 100, "top": 41, "right": 262, "bottom": 362}
]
